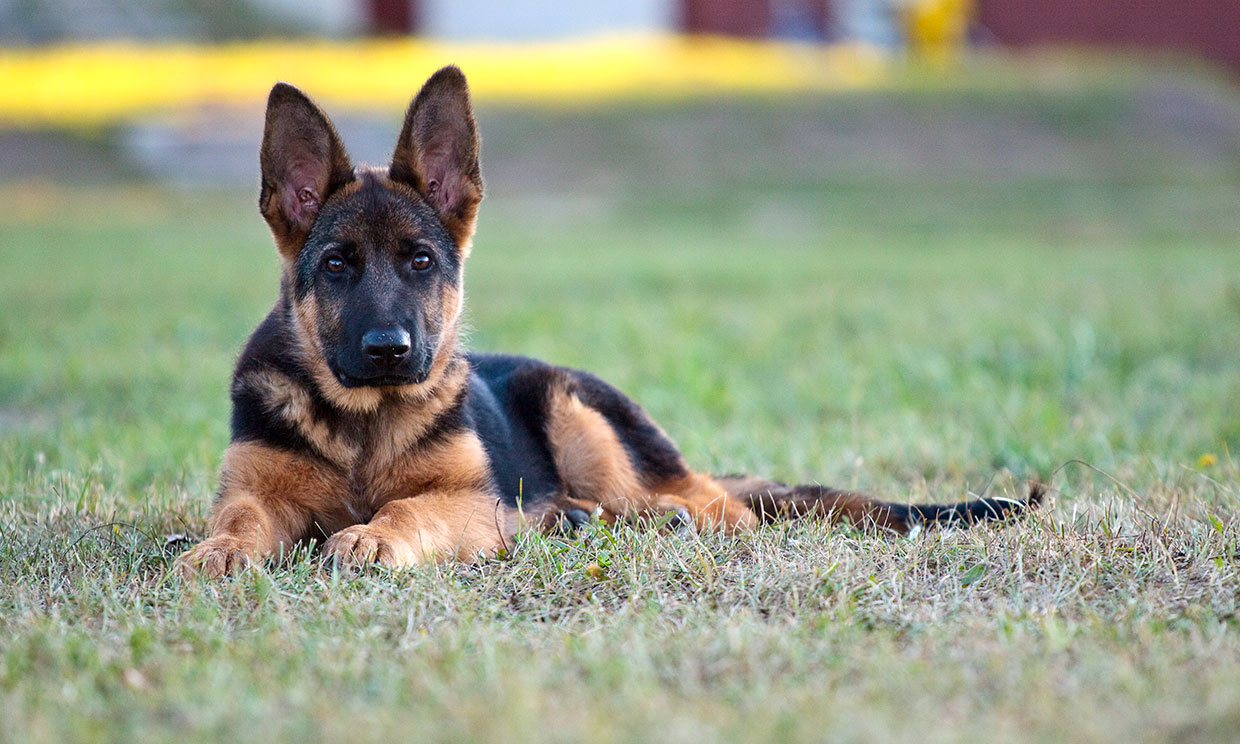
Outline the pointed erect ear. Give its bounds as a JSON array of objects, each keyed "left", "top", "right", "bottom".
[
  {"left": 390, "top": 65, "right": 483, "bottom": 249},
  {"left": 258, "top": 83, "right": 354, "bottom": 259}
]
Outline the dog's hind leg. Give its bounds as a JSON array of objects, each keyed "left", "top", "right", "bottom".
[
  {"left": 648, "top": 474, "right": 759, "bottom": 534},
  {"left": 542, "top": 375, "right": 758, "bottom": 535}
]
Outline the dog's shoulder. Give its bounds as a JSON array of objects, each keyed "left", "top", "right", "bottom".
[
  {"left": 461, "top": 352, "right": 561, "bottom": 503},
  {"left": 465, "top": 352, "right": 557, "bottom": 413},
  {"left": 464, "top": 352, "right": 688, "bottom": 489},
  {"left": 227, "top": 305, "right": 329, "bottom": 453},
  {"left": 235, "top": 305, "right": 298, "bottom": 377}
]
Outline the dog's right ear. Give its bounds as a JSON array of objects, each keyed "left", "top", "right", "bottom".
[{"left": 258, "top": 83, "right": 354, "bottom": 260}]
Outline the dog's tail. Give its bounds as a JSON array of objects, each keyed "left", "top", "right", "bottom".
[{"left": 715, "top": 475, "right": 1045, "bottom": 534}]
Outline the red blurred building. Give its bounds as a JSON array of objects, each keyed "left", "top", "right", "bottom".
[
  {"left": 681, "top": 0, "right": 830, "bottom": 39},
  {"left": 677, "top": 0, "right": 1240, "bottom": 73},
  {"left": 976, "top": 0, "right": 1240, "bottom": 73}
]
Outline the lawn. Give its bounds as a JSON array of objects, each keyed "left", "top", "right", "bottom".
[{"left": 1, "top": 62, "right": 1239, "bottom": 742}]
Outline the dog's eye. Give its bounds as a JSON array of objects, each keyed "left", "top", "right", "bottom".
[
  {"left": 412, "top": 251, "right": 434, "bottom": 272},
  {"left": 324, "top": 255, "right": 346, "bottom": 274}
]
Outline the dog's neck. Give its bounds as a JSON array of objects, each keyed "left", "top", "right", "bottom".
[{"left": 243, "top": 344, "right": 469, "bottom": 475}]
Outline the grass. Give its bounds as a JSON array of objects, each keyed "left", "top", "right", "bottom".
[{"left": 2, "top": 63, "right": 1240, "bottom": 742}]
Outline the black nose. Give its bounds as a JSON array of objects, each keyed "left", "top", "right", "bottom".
[{"left": 362, "top": 327, "right": 411, "bottom": 367}]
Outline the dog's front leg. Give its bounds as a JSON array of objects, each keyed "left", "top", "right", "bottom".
[
  {"left": 178, "top": 442, "right": 348, "bottom": 577},
  {"left": 324, "top": 490, "right": 512, "bottom": 568}
]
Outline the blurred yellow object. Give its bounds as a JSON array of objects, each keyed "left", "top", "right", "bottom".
[
  {"left": 1198, "top": 453, "right": 1218, "bottom": 468},
  {"left": 904, "top": 0, "right": 973, "bottom": 65},
  {"left": 0, "top": 35, "right": 891, "bottom": 127}
]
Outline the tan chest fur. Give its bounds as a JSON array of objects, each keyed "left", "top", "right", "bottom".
[{"left": 233, "top": 365, "right": 492, "bottom": 534}]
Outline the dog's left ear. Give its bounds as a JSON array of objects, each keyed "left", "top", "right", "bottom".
[{"left": 390, "top": 65, "right": 483, "bottom": 250}]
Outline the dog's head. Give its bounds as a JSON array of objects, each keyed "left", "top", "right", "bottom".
[{"left": 257, "top": 66, "right": 482, "bottom": 409}]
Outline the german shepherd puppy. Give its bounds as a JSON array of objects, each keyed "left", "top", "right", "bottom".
[{"left": 178, "top": 66, "right": 1042, "bottom": 576}]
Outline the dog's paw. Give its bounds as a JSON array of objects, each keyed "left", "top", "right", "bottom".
[
  {"left": 176, "top": 535, "right": 252, "bottom": 578},
  {"left": 546, "top": 507, "right": 594, "bottom": 537},
  {"left": 665, "top": 507, "right": 696, "bottom": 535},
  {"left": 323, "top": 525, "right": 407, "bottom": 569}
]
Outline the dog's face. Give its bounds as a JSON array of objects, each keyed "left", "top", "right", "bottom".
[
  {"left": 256, "top": 67, "right": 482, "bottom": 400},
  {"left": 295, "top": 172, "right": 464, "bottom": 387}
]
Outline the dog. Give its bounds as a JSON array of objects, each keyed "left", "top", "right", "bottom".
[{"left": 177, "top": 66, "right": 1042, "bottom": 576}]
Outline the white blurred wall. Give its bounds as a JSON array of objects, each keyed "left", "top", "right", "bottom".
[
  {"left": 249, "top": 0, "right": 366, "bottom": 35},
  {"left": 422, "top": 0, "right": 675, "bottom": 40}
]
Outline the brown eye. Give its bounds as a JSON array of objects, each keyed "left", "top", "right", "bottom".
[
  {"left": 324, "top": 255, "right": 346, "bottom": 273},
  {"left": 412, "top": 251, "right": 433, "bottom": 272}
]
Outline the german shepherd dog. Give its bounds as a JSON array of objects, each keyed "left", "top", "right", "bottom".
[{"left": 178, "top": 66, "right": 1042, "bottom": 576}]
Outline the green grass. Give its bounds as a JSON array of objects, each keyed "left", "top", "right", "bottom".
[{"left": 2, "top": 64, "right": 1240, "bottom": 742}]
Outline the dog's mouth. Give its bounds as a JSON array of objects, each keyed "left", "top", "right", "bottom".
[
  {"left": 327, "top": 335, "right": 440, "bottom": 389},
  {"left": 334, "top": 369, "right": 428, "bottom": 388}
]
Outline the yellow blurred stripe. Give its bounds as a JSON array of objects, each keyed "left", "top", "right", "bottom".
[{"left": 0, "top": 35, "right": 890, "bottom": 126}]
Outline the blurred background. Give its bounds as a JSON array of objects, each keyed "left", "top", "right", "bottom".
[
  {"left": 2, "top": 1, "right": 1239, "bottom": 485},
  {"left": 3, "top": 0, "right": 1239, "bottom": 188}
]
